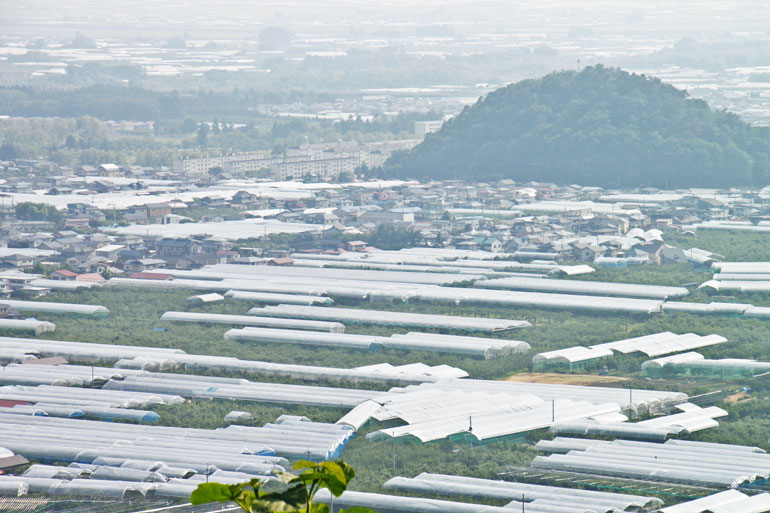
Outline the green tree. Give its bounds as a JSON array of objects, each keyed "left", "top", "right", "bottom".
[
  {"left": 362, "top": 225, "right": 423, "bottom": 250},
  {"left": 334, "top": 170, "right": 355, "bottom": 183},
  {"left": 0, "top": 142, "right": 17, "bottom": 160},
  {"left": 181, "top": 118, "right": 198, "bottom": 133},
  {"left": 386, "top": 65, "right": 770, "bottom": 188},
  {"left": 15, "top": 202, "right": 63, "bottom": 224},
  {"left": 197, "top": 123, "right": 210, "bottom": 147},
  {"left": 191, "top": 460, "right": 374, "bottom": 513}
]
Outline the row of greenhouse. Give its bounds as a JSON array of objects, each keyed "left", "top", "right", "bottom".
[
  {"left": 224, "top": 327, "right": 530, "bottom": 359},
  {"left": 381, "top": 472, "right": 662, "bottom": 512},
  {"left": 533, "top": 437, "right": 770, "bottom": 488},
  {"left": 0, "top": 299, "right": 108, "bottom": 317},
  {"left": 1, "top": 463, "right": 765, "bottom": 511},
  {"left": 160, "top": 303, "right": 532, "bottom": 334},
  {"left": 0, "top": 336, "right": 466, "bottom": 384},
  {"left": 317, "top": 481, "right": 770, "bottom": 513},
  {"left": 335, "top": 378, "right": 691, "bottom": 442},
  {"left": 548, "top": 404, "right": 728, "bottom": 441},
  {"left": 643, "top": 351, "right": 770, "bottom": 378},
  {"left": 107, "top": 271, "right": 770, "bottom": 318},
  {"left": 532, "top": 332, "right": 728, "bottom": 370},
  {"left": 476, "top": 275, "right": 690, "bottom": 299},
  {"left": 0, "top": 299, "right": 110, "bottom": 336},
  {"left": 102, "top": 372, "right": 384, "bottom": 408},
  {"left": 0, "top": 409, "right": 352, "bottom": 463},
  {"left": 700, "top": 260, "right": 770, "bottom": 295},
  {"left": 156, "top": 264, "right": 486, "bottom": 286},
  {"left": 160, "top": 311, "right": 346, "bottom": 332},
  {"left": 245, "top": 304, "right": 531, "bottom": 332},
  {"left": 0, "top": 319, "right": 55, "bottom": 335},
  {"left": 0, "top": 360, "right": 388, "bottom": 409}
]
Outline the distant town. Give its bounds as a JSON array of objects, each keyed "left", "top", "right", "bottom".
[{"left": 0, "top": 137, "right": 765, "bottom": 288}]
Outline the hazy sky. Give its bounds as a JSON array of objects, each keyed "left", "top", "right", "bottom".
[{"left": 3, "top": 0, "right": 770, "bottom": 38}]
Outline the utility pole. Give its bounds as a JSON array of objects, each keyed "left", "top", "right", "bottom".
[
  {"left": 392, "top": 428, "right": 396, "bottom": 471},
  {"left": 468, "top": 415, "right": 473, "bottom": 450}
]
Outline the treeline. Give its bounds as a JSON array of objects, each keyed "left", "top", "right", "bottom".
[
  {"left": 385, "top": 65, "right": 770, "bottom": 188},
  {"left": 0, "top": 86, "right": 334, "bottom": 121},
  {"left": 335, "top": 111, "right": 443, "bottom": 136}
]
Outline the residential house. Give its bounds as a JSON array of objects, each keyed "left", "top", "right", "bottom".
[
  {"left": 50, "top": 269, "right": 78, "bottom": 281},
  {"left": 156, "top": 238, "right": 201, "bottom": 258},
  {"left": 98, "top": 164, "right": 122, "bottom": 177},
  {"left": 123, "top": 258, "right": 166, "bottom": 273},
  {"left": 571, "top": 242, "right": 605, "bottom": 262}
]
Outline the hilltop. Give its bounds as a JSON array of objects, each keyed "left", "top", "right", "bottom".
[{"left": 385, "top": 65, "right": 770, "bottom": 188}]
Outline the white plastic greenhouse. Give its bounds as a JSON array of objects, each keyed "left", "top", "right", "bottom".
[
  {"left": 249, "top": 304, "right": 531, "bottom": 332},
  {"left": 0, "top": 319, "right": 55, "bottom": 335},
  {"left": 224, "top": 290, "right": 334, "bottom": 305},
  {"left": 0, "top": 336, "right": 465, "bottom": 385},
  {"left": 0, "top": 300, "right": 108, "bottom": 317},
  {"left": 225, "top": 327, "right": 528, "bottom": 358},
  {"left": 476, "top": 276, "right": 689, "bottom": 299},
  {"left": 382, "top": 473, "right": 662, "bottom": 511},
  {"left": 160, "top": 311, "right": 345, "bottom": 332},
  {"left": 533, "top": 437, "right": 770, "bottom": 488}
]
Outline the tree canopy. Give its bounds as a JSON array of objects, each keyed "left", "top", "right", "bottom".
[
  {"left": 385, "top": 65, "right": 770, "bottom": 188},
  {"left": 15, "top": 202, "right": 63, "bottom": 224}
]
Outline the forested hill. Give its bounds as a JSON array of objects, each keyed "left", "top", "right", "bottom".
[{"left": 385, "top": 65, "right": 770, "bottom": 188}]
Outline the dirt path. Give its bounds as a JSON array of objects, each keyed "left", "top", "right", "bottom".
[{"left": 504, "top": 372, "right": 631, "bottom": 385}]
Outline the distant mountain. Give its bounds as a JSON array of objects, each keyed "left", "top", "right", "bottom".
[{"left": 385, "top": 65, "right": 770, "bottom": 188}]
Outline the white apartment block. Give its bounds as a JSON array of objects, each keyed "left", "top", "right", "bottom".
[
  {"left": 173, "top": 139, "right": 421, "bottom": 179},
  {"left": 270, "top": 156, "right": 361, "bottom": 181},
  {"left": 415, "top": 120, "right": 444, "bottom": 138}
]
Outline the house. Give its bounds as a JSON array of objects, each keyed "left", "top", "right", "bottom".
[
  {"left": 359, "top": 210, "right": 415, "bottom": 226},
  {"left": 0, "top": 255, "right": 35, "bottom": 270},
  {"left": 267, "top": 257, "right": 294, "bottom": 266},
  {"left": 124, "top": 203, "right": 172, "bottom": 224},
  {"left": 344, "top": 241, "right": 368, "bottom": 252},
  {"left": 0, "top": 455, "right": 29, "bottom": 474},
  {"left": 146, "top": 203, "right": 172, "bottom": 219},
  {"left": 50, "top": 269, "right": 78, "bottom": 281},
  {"left": 76, "top": 273, "right": 106, "bottom": 283},
  {"left": 232, "top": 190, "right": 261, "bottom": 206},
  {"left": 98, "top": 163, "right": 122, "bottom": 177},
  {"left": 472, "top": 236, "right": 502, "bottom": 252},
  {"left": 94, "top": 244, "right": 125, "bottom": 261},
  {"left": 199, "top": 239, "right": 231, "bottom": 254},
  {"left": 303, "top": 211, "right": 339, "bottom": 225},
  {"left": 571, "top": 243, "right": 605, "bottom": 262},
  {"left": 455, "top": 240, "right": 479, "bottom": 251},
  {"left": 156, "top": 238, "right": 200, "bottom": 257},
  {"left": 169, "top": 253, "right": 227, "bottom": 269},
  {"left": 216, "top": 250, "right": 239, "bottom": 263},
  {"left": 77, "top": 165, "right": 98, "bottom": 176},
  {"left": 64, "top": 216, "right": 92, "bottom": 230},
  {"left": 48, "top": 186, "right": 75, "bottom": 196},
  {"left": 89, "top": 180, "right": 117, "bottom": 193},
  {"left": 74, "top": 257, "right": 108, "bottom": 274},
  {"left": 161, "top": 214, "right": 190, "bottom": 224},
  {"left": 123, "top": 258, "right": 166, "bottom": 273}
]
